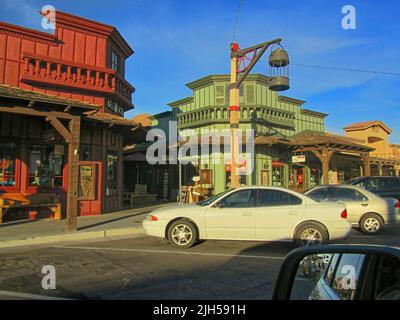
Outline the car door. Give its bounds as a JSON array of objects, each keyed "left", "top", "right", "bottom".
[
  {"left": 204, "top": 189, "right": 257, "bottom": 240},
  {"left": 331, "top": 188, "right": 369, "bottom": 224},
  {"left": 254, "top": 189, "right": 305, "bottom": 241}
]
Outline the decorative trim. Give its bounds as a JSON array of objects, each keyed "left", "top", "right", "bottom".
[
  {"left": 300, "top": 108, "right": 328, "bottom": 118},
  {"left": 0, "top": 22, "right": 57, "bottom": 45},
  {"left": 167, "top": 96, "right": 193, "bottom": 108},
  {"left": 279, "top": 95, "right": 306, "bottom": 106}
]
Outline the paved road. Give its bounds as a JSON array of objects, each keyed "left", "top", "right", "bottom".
[{"left": 0, "top": 225, "right": 399, "bottom": 300}]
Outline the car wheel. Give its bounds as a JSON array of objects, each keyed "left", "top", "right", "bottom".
[
  {"left": 167, "top": 220, "right": 198, "bottom": 248},
  {"left": 294, "top": 223, "right": 328, "bottom": 247},
  {"left": 360, "top": 213, "right": 383, "bottom": 234}
]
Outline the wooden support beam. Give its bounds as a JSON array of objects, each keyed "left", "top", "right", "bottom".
[
  {"left": 45, "top": 116, "right": 72, "bottom": 143},
  {"left": 66, "top": 118, "right": 81, "bottom": 232},
  {"left": 362, "top": 153, "right": 371, "bottom": 176},
  {"left": 0, "top": 106, "right": 76, "bottom": 119},
  {"left": 28, "top": 100, "right": 35, "bottom": 108},
  {"left": 312, "top": 148, "right": 334, "bottom": 184}
]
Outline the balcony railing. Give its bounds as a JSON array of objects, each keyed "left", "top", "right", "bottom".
[
  {"left": 177, "top": 106, "right": 295, "bottom": 129},
  {"left": 21, "top": 53, "right": 134, "bottom": 107}
]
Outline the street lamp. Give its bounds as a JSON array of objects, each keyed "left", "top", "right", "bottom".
[{"left": 229, "top": 39, "right": 290, "bottom": 188}]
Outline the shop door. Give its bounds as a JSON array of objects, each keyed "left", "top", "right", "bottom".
[{"left": 78, "top": 161, "right": 102, "bottom": 216}]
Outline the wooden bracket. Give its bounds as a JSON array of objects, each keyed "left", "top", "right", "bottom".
[{"left": 45, "top": 116, "right": 72, "bottom": 143}]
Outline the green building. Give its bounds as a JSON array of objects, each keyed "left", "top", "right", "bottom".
[{"left": 154, "top": 74, "right": 328, "bottom": 196}]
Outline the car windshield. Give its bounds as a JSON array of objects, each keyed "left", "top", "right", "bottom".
[{"left": 196, "top": 189, "right": 233, "bottom": 206}]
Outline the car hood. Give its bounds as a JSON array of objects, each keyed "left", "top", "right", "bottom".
[{"left": 150, "top": 203, "right": 203, "bottom": 217}]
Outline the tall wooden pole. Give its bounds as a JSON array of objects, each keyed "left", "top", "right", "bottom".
[
  {"left": 229, "top": 43, "right": 240, "bottom": 188},
  {"left": 66, "top": 118, "right": 81, "bottom": 232}
]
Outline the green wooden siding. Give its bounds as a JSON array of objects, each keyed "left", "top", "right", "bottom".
[{"left": 164, "top": 74, "right": 327, "bottom": 194}]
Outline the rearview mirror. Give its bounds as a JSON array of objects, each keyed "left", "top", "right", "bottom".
[{"left": 273, "top": 245, "right": 400, "bottom": 300}]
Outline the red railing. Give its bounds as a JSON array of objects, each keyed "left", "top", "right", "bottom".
[{"left": 21, "top": 53, "right": 134, "bottom": 107}]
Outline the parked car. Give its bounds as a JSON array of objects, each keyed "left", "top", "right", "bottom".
[
  {"left": 346, "top": 176, "right": 400, "bottom": 201},
  {"left": 273, "top": 245, "right": 400, "bottom": 300},
  {"left": 304, "top": 185, "right": 400, "bottom": 234},
  {"left": 143, "top": 187, "right": 352, "bottom": 248}
]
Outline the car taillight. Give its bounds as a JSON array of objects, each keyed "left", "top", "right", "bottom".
[
  {"left": 341, "top": 209, "right": 348, "bottom": 219},
  {"left": 394, "top": 202, "right": 400, "bottom": 209}
]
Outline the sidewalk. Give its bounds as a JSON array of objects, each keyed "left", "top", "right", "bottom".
[{"left": 0, "top": 202, "right": 173, "bottom": 249}]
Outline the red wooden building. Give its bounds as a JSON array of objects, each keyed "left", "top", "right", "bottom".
[{"left": 0, "top": 10, "right": 144, "bottom": 228}]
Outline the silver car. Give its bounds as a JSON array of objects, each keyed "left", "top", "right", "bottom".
[{"left": 305, "top": 185, "right": 400, "bottom": 234}]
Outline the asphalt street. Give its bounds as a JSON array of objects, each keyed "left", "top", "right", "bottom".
[{"left": 0, "top": 224, "right": 399, "bottom": 300}]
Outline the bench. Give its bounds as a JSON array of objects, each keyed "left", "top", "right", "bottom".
[
  {"left": 0, "top": 193, "right": 61, "bottom": 224},
  {"left": 124, "top": 184, "right": 158, "bottom": 207}
]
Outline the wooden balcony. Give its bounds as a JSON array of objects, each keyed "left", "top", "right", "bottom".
[
  {"left": 20, "top": 53, "right": 134, "bottom": 108},
  {"left": 177, "top": 106, "right": 295, "bottom": 129}
]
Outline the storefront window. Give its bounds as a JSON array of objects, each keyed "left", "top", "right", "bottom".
[
  {"left": 28, "top": 145, "right": 64, "bottom": 188},
  {"left": 0, "top": 145, "right": 16, "bottom": 188},
  {"left": 106, "top": 150, "right": 118, "bottom": 196},
  {"left": 310, "top": 167, "right": 321, "bottom": 187},
  {"left": 272, "top": 161, "right": 285, "bottom": 187}
]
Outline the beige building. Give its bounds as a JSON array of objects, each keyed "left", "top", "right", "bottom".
[{"left": 343, "top": 121, "right": 400, "bottom": 176}]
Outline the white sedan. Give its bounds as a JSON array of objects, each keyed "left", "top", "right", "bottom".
[
  {"left": 143, "top": 187, "right": 352, "bottom": 248},
  {"left": 305, "top": 185, "right": 400, "bottom": 234}
]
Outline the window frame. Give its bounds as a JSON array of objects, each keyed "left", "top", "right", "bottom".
[
  {"left": 256, "top": 188, "right": 303, "bottom": 207},
  {"left": 0, "top": 145, "right": 19, "bottom": 192},
  {"left": 218, "top": 189, "right": 257, "bottom": 208},
  {"left": 106, "top": 149, "right": 118, "bottom": 196},
  {"left": 111, "top": 48, "right": 122, "bottom": 73},
  {"left": 26, "top": 145, "right": 66, "bottom": 192}
]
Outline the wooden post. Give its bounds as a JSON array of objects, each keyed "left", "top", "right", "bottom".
[
  {"left": 230, "top": 44, "right": 240, "bottom": 188},
  {"left": 66, "top": 118, "right": 81, "bottom": 232},
  {"left": 312, "top": 148, "right": 334, "bottom": 185},
  {"left": 362, "top": 153, "right": 371, "bottom": 177}
]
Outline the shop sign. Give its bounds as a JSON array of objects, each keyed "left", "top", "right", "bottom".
[{"left": 292, "top": 155, "right": 306, "bottom": 163}]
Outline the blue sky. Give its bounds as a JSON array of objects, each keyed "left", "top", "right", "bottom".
[{"left": 1, "top": 0, "right": 399, "bottom": 142}]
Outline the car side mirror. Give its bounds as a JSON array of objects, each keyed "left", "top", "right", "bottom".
[{"left": 272, "top": 245, "right": 400, "bottom": 300}]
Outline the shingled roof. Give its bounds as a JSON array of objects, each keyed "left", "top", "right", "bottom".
[
  {"left": 0, "top": 84, "right": 100, "bottom": 110},
  {"left": 289, "top": 130, "right": 374, "bottom": 151},
  {"left": 343, "top": 121, "right": 392, "bottom": 134}
]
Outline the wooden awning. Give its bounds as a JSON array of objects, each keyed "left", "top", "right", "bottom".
[
  {"left": 370, "top": 157, "right": 400, "bottom": 166},
  {"left": 0, "top": 84, "right": 100, "bottom": 111},
  {"left": 289, "top": 131, "right": 374, "bottom": 154}
]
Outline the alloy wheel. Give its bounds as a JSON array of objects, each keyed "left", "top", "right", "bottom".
[
  {"left": 171, "top": 224, "right": 193, "bottom": 246},
  {"left": 364, "top": 218, "right": 380, "bottom": 233},
  {"left": 300, "top": 228, "right": 323, "bottom": 246}
]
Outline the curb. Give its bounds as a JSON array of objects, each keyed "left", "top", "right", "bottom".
[{"left": 0, "top": 225, "right": 146, "bottom": 249}]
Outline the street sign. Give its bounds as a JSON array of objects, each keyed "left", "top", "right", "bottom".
[{"left": 292, "top": 155, "right": 306, "bottom": 163}]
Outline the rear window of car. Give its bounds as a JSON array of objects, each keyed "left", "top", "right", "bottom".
[
  {"left": 354, "top": 178, "right": 379, "bottom": 191},
  {"left": 332, "top": 188, "right": 367, "bottom": 201},
  {"left": 307, "top": 188, "right": 331, "bottom": 201},
  {"left": 379, "top": 177, "right": 400, "bottom": 190}
]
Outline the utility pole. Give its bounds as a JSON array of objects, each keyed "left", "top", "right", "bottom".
[{"left": 229, "top": 39, "right": 290, "bottom": 188}]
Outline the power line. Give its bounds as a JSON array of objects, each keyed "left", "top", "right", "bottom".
[
  {"left": 292, "top": 63, "right": 400, "bottom": 77},
  {"left": 232, "top": 0, "right": 243, "bottom": 43}
]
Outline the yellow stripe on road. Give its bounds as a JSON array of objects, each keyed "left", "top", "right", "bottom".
[{"left": 54, "top": 245, "right": 286, "bottom": 260}]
